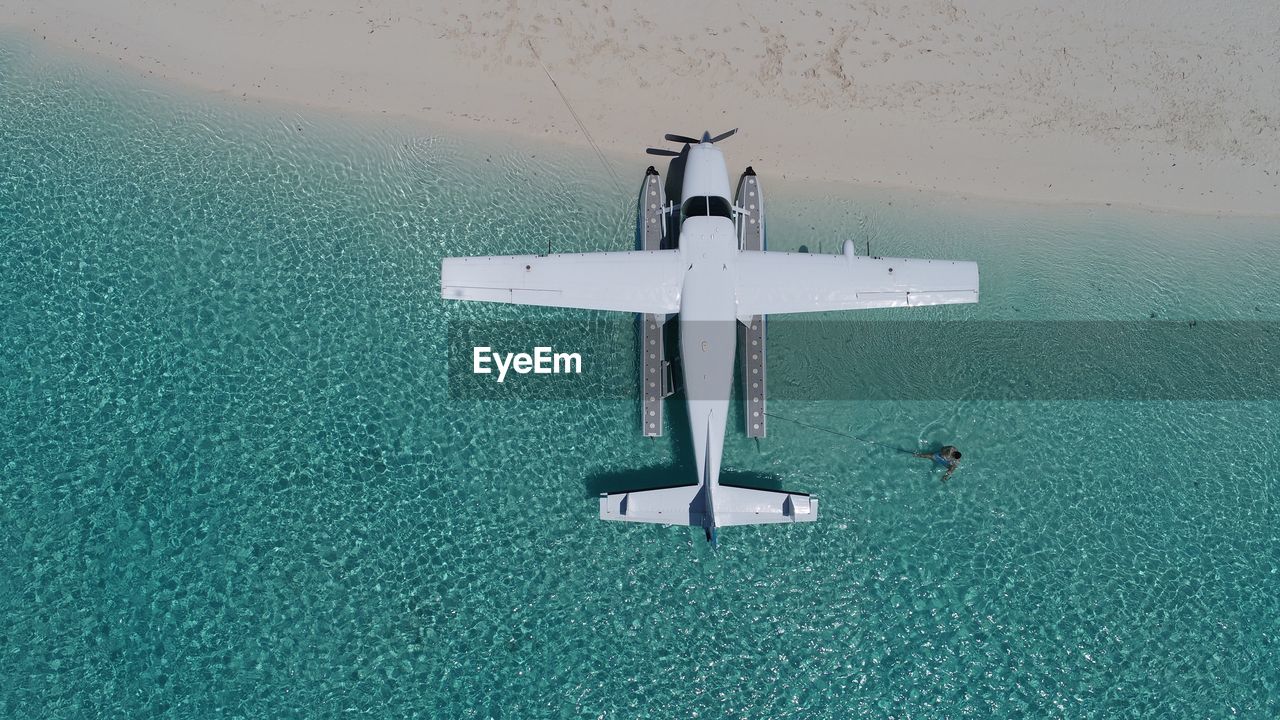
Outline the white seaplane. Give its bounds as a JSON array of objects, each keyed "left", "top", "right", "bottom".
[{"left": 441, "top": 130, "right": 978, "bottom": 542}]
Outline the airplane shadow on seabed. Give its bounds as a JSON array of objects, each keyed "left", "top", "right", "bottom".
[{"left": 582, "top": 334, "right": 786, "bottom": 498}]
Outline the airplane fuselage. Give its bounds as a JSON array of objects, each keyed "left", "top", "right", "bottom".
[{"left": 674, "top": 142, "right": 740, "bottom": 538}]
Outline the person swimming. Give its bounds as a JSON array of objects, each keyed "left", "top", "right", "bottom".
[{"left": 916, "top": 445, "right": 961, "bottom": 482}]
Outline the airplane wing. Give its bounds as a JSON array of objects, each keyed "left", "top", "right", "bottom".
[
  {"left": 734, "top": 251, "right": 978, "bottom": 316},
  {"left": 441, "top": 250, "right": 684, "bottom": 313}
]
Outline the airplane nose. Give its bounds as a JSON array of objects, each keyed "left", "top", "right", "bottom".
[{"left": 700, "top": 131, "right": 712, "bottom": 143}]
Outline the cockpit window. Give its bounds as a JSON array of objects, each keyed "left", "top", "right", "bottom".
[{"left": 681, "top": 195, "right": 734, "bottom": 220}]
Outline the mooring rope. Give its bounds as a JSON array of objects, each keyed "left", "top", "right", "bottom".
[
  {"left": 763, "top": 411, "right": 916, "bottom": 455},
  {"left": 527, "top": 39, "right": 623, "bottom": 195}
]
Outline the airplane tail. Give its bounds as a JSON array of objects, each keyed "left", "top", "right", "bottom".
[
  {"left": 714, "top": 486, "right": 817, "bottom": 526},
  {"left": 599, "top": 484, "right": 706, "bottom": 527},
  {"left": 598, "top": 484, "right": 816, "bottom": 527},
  {"left": 600, "top": 423, "right": 816, "bottom": 531}
]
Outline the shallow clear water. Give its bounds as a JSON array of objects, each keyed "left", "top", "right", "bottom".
[{"left": 2, "top": 38, "right": 1279, "bottom": 718}]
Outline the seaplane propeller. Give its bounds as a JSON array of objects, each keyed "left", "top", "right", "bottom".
[
  {"left": 663, "top": 128, "right": 738, "bottom": 145},
  {"left": 647, "top": 128, "right": 738, "bottom": 156}
]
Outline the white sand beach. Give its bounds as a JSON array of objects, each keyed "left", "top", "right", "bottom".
[{"left": 4, "top": 0, "right": 1279, "bottom": 215}]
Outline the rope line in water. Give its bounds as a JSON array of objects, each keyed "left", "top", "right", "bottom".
[{"left": 763, "top": 411, "right": 916, "bottom": 455}]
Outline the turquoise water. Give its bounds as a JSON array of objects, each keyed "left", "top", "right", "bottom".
[{"left": 3, "top": 38, "right": 1279, "bottom": 717}]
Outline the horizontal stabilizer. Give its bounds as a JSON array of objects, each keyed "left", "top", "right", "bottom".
[
  {"left": 715, "top": 486, "right": 818, "bottom": 526},
  {"left": 599, "top": 485, "right": 704, "bottom": 526}
]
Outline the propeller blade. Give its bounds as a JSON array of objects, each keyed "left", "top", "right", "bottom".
[
  {"left": 663, "top": 133, "right": 700, "bottom": 144},
  {"left": 645, "top": 147, "right": 680, "bottom": 157},
  {"left": 709, "top": 128, "right": 738, "bottom": 143}
]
